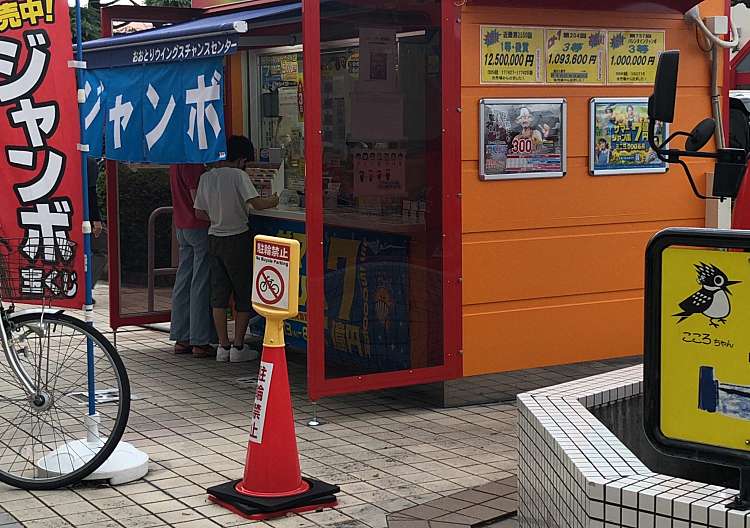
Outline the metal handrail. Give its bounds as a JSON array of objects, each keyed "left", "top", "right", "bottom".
[{"left": 146, "top": 206, "right": 177, "bottom": 312}]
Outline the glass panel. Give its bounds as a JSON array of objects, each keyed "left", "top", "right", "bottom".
[
  {"left": 738, "top": 53, "right": 750, "bottom": 74},
  {"left": 116, "top": 162, "right": 175, "bottom": 318},
  {"left": 257, "top": 51, "right": 306, "bottom": 193},
  {"left": 246, "top": 19, "right": 308, "bottom": 351},
  {"left": 320, "top": 0, "right": 444, "bottom": 378}
]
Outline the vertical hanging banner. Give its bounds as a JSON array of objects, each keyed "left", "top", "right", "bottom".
[
  {"left": 545, "top": 28, "right": 606, "bottom": 85},
  {"left": 0, "top": 0, "right": 84, "bottom": 308},
  {"left": 480, "top": 26, "right": 544, "bottom": 84},
  {"left": 607, "top": 30, "right": 665, "bottom": 85}
]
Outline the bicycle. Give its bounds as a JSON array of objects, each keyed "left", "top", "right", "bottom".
[
  {"left": 259, "top": 277, "right": 280, "bottom": 296},
  {"left": 0, "top": 237, "right": 130, "bottom": 490}
]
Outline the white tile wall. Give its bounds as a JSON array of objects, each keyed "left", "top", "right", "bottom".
[{"left": 517, "top": 365, "right": 750, "bottom": 527}]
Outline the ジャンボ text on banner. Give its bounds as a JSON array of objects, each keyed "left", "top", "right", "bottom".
[{"left": 0, "top": 0, "right": 85, "bottom": 308}]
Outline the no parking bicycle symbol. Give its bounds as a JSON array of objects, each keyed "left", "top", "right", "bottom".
[{"left": 256, "top": 266, "right": 285, "bottom": 305}]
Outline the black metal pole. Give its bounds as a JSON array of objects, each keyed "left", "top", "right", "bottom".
[{"left": 728, "top": 468, "right": 750, "bottom": 510}]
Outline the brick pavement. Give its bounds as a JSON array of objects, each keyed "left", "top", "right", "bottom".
[
  {"left": 0, "top": 285, "right": 636, "bottom": 527},
  {"left": 0, "top": 285, "right": 521, "bottom": 528}
]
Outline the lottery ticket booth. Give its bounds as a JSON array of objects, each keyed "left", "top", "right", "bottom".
[{"left": 83, "top": 0, "right": 726, "bottom": 403}]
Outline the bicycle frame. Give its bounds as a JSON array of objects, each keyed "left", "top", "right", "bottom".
[{"left": 0, "top": 304, "right": 63, "bottom": 397}]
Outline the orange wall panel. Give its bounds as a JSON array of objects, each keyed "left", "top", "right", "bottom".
[
  {"left": 461, "top": 0, "right": 723, "bottom": 376},
  {"left": 465, "top": 228, "right": 662, "bottom": 306},
  {"left": 463, "top": 298, "right": 644, "bottom": 376}
]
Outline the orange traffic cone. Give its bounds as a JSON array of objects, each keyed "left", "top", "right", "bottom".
[{"left": 207, "top": 319, "right": 339, "bottom": 519}]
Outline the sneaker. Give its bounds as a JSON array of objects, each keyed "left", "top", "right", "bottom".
[
  {"left": 216, "top": 346, "right": 231, "bottom": 362},
  {"left": 230, "top": 344, "right": 259, "bottom": 363}
]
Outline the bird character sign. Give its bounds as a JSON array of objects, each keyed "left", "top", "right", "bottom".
[
  {"left": 659, "top": 246, "right": 750, "bottom": 452},
  {"left": 0, "top": 0, "right": 84, "bottom": 307},
  {"left": 674, "top": 263, "right": 740, "bottom": 328}
]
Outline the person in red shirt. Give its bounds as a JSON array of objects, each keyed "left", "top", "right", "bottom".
[{"left": 169, "top": 164, "right": 216, "bottom": 357}]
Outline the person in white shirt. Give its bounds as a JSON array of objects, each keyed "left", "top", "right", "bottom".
[{"left": 194, "top": 136, "right": 279, "bottom": 362}]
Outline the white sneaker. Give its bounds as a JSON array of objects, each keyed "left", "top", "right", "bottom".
[
  {"left": 216, "top": 346, "right": 230, "bottom": 362},
  {"left": 230, "top": 345, "right": 259, "bottom": 363}
]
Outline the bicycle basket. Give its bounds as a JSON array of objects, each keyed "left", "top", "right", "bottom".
[{"left": 0, "top": 237, "right": 78, "bottom": 301}]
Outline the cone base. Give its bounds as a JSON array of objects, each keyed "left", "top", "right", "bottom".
[
  {"left": 209, "top": 495, "right": 338, "bottom": 520},
  {"left": 207, "top": 477, "right": 339, "bottom": 519}
]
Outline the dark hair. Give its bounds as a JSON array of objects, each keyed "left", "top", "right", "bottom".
[
  {"left": 627, "top": 105, "right": 634, "bottom": 111},
  {"left": 227, "top": 135, "right": 255, "bottom": 162}
]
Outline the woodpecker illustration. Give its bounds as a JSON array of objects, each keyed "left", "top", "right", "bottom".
[{"left": 674, "top": 263, "right": 740, "bottom": 328}]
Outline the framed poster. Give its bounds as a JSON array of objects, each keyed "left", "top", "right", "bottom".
[
  {"left": 590, "top": 98, "right": 668, "bottom": 175},
  {"left": 479, "top": 98, "right": 567, "bottom": 180}
]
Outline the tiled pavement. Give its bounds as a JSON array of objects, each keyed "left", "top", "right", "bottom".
[
  {"left": 387, "top": 476, "right": 518, "bottom": 528},
  {"left": 0, "top": 285, "right": 630, "bottom": 527}
]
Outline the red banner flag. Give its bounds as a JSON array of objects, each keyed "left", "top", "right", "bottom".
[{"left": 0, "top": 0, "right": 85, "bottom": 308}]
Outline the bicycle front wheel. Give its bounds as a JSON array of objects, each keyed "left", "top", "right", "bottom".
[{"left": 0, "top": 312, "right": 130, "bottom": 490}]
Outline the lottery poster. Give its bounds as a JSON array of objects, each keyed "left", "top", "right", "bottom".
[
  {"left": 545, "top": 28, "right": 606, "bottom": 84},
  {"left": 480, "top": 99, "right": 566, "bottom": 180},
  {"left": 353, "top": 149, "right": 407, "bottom": 197},
  {"left": 479, "top": 26, "right": 666, "bottom": 85},
  {"left": 607, "top": 30, "right": 665, "bottom": 85},
  {"left": 590, "top": 98, "right": 668, "bottom": 175},
  {"left": 480, "top": 26, "right": 545, "bottom": 84}
]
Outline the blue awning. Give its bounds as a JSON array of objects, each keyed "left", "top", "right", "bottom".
[{"left": 82, "top": 2, "right": 301, "bottom": 69}]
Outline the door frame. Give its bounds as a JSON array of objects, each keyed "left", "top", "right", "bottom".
[
  {"left": 101, "top": 6, "right": 211, "bottom": 330},
  {"left": 302, "top": 0, "right": 463, "bottom": 400}
]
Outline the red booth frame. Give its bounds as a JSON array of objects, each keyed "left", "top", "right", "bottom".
[{"left": 101, "top": 0, "right": 464, "bottom": 400}]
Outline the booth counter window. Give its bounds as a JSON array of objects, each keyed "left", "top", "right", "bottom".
[{"left": 479, "top": 98, "right": 567, "bottom": 181}]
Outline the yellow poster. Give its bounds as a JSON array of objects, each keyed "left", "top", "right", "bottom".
[
  {"left": 545, "top": 29, "right": 606, "bottom": 84},
  {"left": 608, "top": 30, "right": 665, "bottom": 85},
  {"left": 280, "top": 55, "right": 298, "bottom": 82},
  {"left": 480, "top": 26, "right": 544, "bottom": 84},
  {"left": 660, "top": 247, "right": 750, "bottom": 452}
]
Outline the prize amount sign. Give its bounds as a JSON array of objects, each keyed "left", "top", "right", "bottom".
[
  {"left": 253, "top": 239, "right": 292, "bottom": 310},
  {"left": 545, "top": 29, "right": 605, "bottom": 84},
  {"left": 608, "top": 31, "right": 664, "bottom": 85},
  {"left": 481, "top": 26, "right": 544, "bottom": 84}
]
